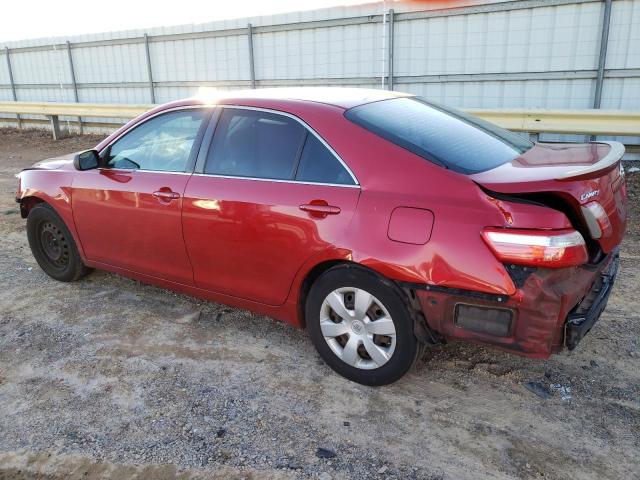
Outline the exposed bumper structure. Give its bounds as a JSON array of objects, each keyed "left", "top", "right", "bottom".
[
  {"left": 410, "top": 250, "right": 619, "bottom": 358},
  {"left": 565, "top": 253, "right": 619, "bottom": 350}
]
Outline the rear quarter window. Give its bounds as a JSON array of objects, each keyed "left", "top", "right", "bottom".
[
  {"left": 344, "top": 97, "right": 533, "bottom": 174},
  {"left": 295, "top": 134, "right": 355, "bottom": 185}
]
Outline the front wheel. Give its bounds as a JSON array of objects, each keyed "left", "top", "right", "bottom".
[
  {"left": 306, "top": 265, "right": 421, "bottom": 386},
  {"left": 26, "top": 203, "right": 91, "bottom": 282}
]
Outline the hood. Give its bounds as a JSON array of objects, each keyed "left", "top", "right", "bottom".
[{"left": 26, "top": 152, "right": 78, "bottom": 172}]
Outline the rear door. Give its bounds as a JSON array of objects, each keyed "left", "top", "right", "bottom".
[
  {"left": 182, "top": 106, "right": 360, "bottom": 305},
  {"left": 72, "top": 108, "right": 210, "bottom": 284}
]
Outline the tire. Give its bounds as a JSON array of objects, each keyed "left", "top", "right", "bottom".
[
  {"left": 26, "top": 203, "right": 91, "bottom": 282},
  {"left": 306, "top": 264, "right": 421, "bottom": 386}
]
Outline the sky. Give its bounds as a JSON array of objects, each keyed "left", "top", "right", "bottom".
[{"left": 1, "top": 0, "right": 375, "bottom": 43}]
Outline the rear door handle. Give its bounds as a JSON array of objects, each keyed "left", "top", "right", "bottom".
[
  {"left": 153, "top": 190, "right": 181, "bottom": 200},
  {"left": 299, "top": 203, "right": 341, "bottom": 215}
]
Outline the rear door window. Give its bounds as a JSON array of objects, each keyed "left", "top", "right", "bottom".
[
  {"left": 295, "top": 134, "right": 355, "bottom": 185},
  {"left": 344, "top": 97, "right": 533, "bottom": 174},
  {"left": 205, "top": 108, "right": 306, "bottom": 180}
]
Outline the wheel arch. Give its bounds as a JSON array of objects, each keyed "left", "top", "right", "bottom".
[
  {"left": 17, "top": 191, "right": 87, "bottom": 262},
  {"left": 296, "top": 259, "right": 353, "bottom": 329},
  {"left": 296, "top": 258, "right": 412, "bottom": 328},
  {"left": 18, "top": 195, "right": 45, "bottom": 218},
  {"left": 296, "top": 257, "right": 439, "bottom": 348},
  {"left": 290, "top": 242, "right": 423, "bottom": 329}
]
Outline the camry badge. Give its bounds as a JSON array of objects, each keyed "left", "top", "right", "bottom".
[{"left": 580, "top": 190, "right": 599, "bottom": 201}]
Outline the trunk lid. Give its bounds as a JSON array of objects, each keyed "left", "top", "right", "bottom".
[{"left": 471, "top": 141, "right": 627, "bottom": 254}]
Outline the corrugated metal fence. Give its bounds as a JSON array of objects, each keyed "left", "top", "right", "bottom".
[{"left": 0, "top": 0, "right": 638, "bottom": 144}]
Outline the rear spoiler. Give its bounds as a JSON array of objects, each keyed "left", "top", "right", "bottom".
[{"left": 555, "top": 141, "right": 625, "bottom": 180}]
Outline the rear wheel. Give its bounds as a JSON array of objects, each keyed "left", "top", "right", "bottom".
[
  {"left": 306, "top": 265, "right": 420, "bottom": 386},
  {"left": 26, "top": 203, "right": 90, "bottom": 282}
]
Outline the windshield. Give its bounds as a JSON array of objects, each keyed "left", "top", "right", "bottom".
[{"left": 344, "top": 97, "right": 533, "bottom": 174}]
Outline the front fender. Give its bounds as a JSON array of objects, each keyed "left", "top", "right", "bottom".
[{"left": 17, "top": 169, "right": 86, "bottom": 260}]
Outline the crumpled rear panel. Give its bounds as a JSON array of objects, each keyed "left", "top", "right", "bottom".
[{"left": 416, "top": 254, "right": 616, "bottom": 357}]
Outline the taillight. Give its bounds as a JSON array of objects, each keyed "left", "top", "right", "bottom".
[
  {"left": 581, "top": 201, "right": 612, "bottom": 239},
  {"left": 482, "top": 228, "right": 588, "bottom": 268}
]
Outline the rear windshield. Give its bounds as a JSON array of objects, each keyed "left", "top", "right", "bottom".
[{"left": 344, "top": 97, "right": 533, "bottom": 174}]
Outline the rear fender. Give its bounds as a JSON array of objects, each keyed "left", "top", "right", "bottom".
[
  {"left": 286, "top": 185, "right": 550, "bottom": 326},
  {"left": 344, "top": 189, "right": 519, "bottom": 296}
]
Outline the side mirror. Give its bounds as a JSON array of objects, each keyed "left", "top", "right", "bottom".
[{"left": 73, "top": 150, "right": 100, "bottom": 171}]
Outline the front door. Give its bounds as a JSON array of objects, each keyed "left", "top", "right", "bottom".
[
  {"left": 72, "top": 108, "right": 210, "bottom": 284},
  {"left": 182, "top": 107, "right": 360, "bottom": 305}
]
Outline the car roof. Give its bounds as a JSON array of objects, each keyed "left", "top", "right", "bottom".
[
  {"left": 96, "top": 87, "right": 413, "bottom": 157},
  {"left": 185, "top": 87, "right": 412, "bottom": 110}
]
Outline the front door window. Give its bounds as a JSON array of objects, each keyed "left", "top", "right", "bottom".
[{"left": 106, "top": 109, "right": 208, "bottom": 172}]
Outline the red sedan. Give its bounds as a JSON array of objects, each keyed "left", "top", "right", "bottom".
[{"left": 16, "top": 88, "right": 626, "bottom": 385}]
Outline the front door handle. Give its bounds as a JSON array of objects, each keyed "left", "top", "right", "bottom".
[
  {"left": 299, "top": 203, "right": 341, "bottom": 217},
  {"left": 153, "top": 190, "right": 181, "bottom": 200}
]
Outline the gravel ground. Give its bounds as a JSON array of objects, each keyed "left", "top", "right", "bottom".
[{"left": 0, "top": 129, "right": 638, "bottom": 480}]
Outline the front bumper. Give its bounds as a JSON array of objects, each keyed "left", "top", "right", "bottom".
[{"left": 410, "top": 250, "right": 619, "bottom": 358}]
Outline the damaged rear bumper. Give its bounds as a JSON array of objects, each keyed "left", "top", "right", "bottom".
[
  {"left": 406, "top": 250, "right": 619, "bottom": 358},
  {"left": 565, "top": 253, "right": 619, "bottom": 350}
]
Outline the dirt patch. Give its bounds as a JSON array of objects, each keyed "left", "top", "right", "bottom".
[
  {"left": 0, "top": 129, "right": 638, "bottom": 479},
  {"left": 0, "top": 450, "right": 295, "bottom": 479}
]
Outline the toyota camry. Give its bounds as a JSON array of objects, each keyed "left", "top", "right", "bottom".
[{"left": 16, "top": 88, "right": 627, "bottom": 385}]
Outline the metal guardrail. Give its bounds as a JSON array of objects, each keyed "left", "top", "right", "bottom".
[
  {"left": 0, "top": 101, "right": 153, "bottom": 139},
  {"left": 466, "top": 108, "right": 640, "bottom": 137},
  {"left": 1, "top": 101, "right": 639, "bottom": 140},
  {"left": 0, "top": 101, "right": 153, "bottom": 117}
]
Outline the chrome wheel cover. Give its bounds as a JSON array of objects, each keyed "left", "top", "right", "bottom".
[{"left": 320, "top": 287, "right": 396, "bottom": 370}]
